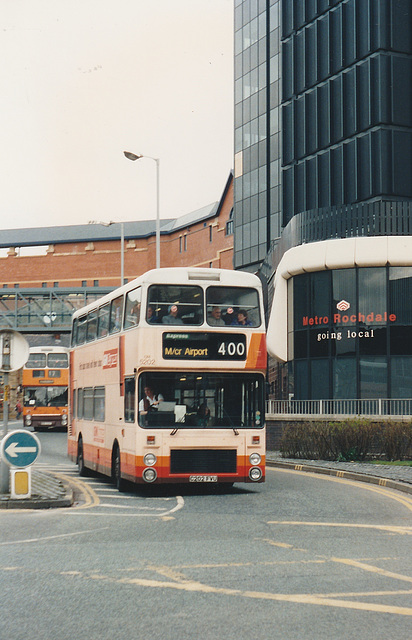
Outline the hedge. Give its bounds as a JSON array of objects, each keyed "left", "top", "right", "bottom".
[{"left": 279, "top": 419, "right": 412, "bottom": 461}]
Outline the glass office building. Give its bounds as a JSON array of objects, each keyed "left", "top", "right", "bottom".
[
  {"left": 234, "top": 1, "right": 412, "bottom": 401},
  {"left": 234, "top": 0, "right": 282, "bottom": 271}
]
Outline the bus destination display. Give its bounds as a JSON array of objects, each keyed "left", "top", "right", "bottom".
[{"left": 163, "top": 332, "right": 247, "bottom": 360}]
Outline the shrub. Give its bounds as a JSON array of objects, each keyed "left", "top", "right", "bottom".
[
  {"left": 380, "top": 421, "right": 412, "bottom": 461},
  {"left": 329, "top": 419, "right": 378, "bottom": 461},
  {"left": 280, "top": 419, "right": 383, "bottom": 461}
]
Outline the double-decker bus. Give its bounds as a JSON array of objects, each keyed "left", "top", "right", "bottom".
[
  {"left": 23, "top": 346, "right": 69, "bottom": 431},
  {"left": 68, "top": 268, "right": 267, "bottom": 489}
]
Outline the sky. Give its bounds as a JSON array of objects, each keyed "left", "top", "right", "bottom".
[{"left": 0, "top": 0, "right": 234, "bottom": 231}]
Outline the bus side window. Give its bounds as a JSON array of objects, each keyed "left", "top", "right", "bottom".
[
  {"left": 94, "top": 387, "right": 105, "bottom": 422},
  {"left": 77, "top": 316, "right": 87, "bottom": 345},
  {"left": 124, "top": 287, "right": 141, "bottom": 329},
  {"left": 86, "top": 310, "right": 98, "bottom": 342},
  {"left": 124, "top": 377, "right": 135, "bottom": 423},
  {"left": 72, "top": 387, "right": 77, "bottom": 420},
  {"left": 97, "top": 303, "right": 110, "bottom": 338},
  {"left": 109, "top": 296, "right": 124, "bottom": 334},
  {"left": 71, "top": 319, "right": 78, "bottom": 346},
  {"left": 77, "top": 388, "right": 84, "bottom": 419}
]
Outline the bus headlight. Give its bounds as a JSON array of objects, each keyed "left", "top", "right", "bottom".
[
  {"left": 142, "top": 468, "right": 157, "bottom": 483},
  {"left": 25, "top": 414, "right": 32, "bottom": 426},
  {"left": 62, "top": 414, "right": 68, "bottom": 425},
  {"left": 249, "top": 467, "right": 262, "bottom": 482},
  {"left": 143, "top": 453, "right": 157, "bottom": 466},
  {"left": 249, "top": 453, "right": 261, "bottom": 465}
]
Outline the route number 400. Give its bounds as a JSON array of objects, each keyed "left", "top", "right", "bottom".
[{"left": 217, "top": 341, "right": 246, "bottom": 357}]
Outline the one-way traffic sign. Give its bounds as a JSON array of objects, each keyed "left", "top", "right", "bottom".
[{"left": 0, "top": 430, "right": 41, "bottom": 468}]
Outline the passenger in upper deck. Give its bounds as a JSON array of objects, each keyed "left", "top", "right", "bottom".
[
  {"left": 208, "top": 306, "right": 225, "bottom": 326},
  {"left": 231, "top": 309, "right": 253, "bottom": 326},
  {"left": 162, "top": 304, "right": 184, "bottom": 325},
  {"left": 146, "top": 305, "right": 158, "bottom": 323}
]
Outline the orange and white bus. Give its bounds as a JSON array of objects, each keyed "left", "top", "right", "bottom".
[
  {"left": 68, "top": 267, "right": 266, "bottom": 489},
  {"left": 23, "top": 346, "right": 69, "bottom": 431}
]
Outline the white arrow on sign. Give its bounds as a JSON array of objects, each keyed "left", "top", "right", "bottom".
[{"left": 5, "top": 442, "right": 38, "bottom": 458}]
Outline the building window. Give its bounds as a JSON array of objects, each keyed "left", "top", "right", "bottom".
[
  {"left": 42, "top": 282, "right": 47, "bottom": 288},
  {"left": 93, "top": 280, "right": 99, "bottom": 287},
  {"left": 53, "top": 282, "right": 59, "bottom": 287},
  {"left": 226, "top": 209, "right": 234, "bottom": 236},
  {"left": 209, "top": 225, "right": 213, "bottom": 242}
]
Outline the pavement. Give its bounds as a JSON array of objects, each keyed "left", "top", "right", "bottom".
[
  {"left": 0, "top": 452, "right": 411, "bottom": 508},
  {"left": 0, "top": 469, "right": 73, "bottom": 510},
  {"left": 266, "top": 451, "right": 412, "bottom": 495}
]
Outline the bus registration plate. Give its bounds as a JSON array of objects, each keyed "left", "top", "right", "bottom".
[{"left": 189, "top": 475, "right": 218, "bottom": 483}]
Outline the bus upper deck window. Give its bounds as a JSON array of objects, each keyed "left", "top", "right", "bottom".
[
  {"left": 147, "top": 285, "right": 203, "bottom": 325},
  {"left": 77, "top": 316, "right": 87, "bottom": 344},
  {"left": 71, "top": 319, "right": 78, "bottom": 347},
  {"left": 97, "top": 303, "right": 110, "bottom": 338},
  {"left": 109, "top": 296, "right": 124, "bottom": 333},
  {"left": 206, "top": 286, "right": 261, "bottom": 327},
  {"left": 86, "top": 311, "right": 98, "bottom": 342},
  {"left": 47, "top": 353, "right": 69, "bottom": 368},
  {"left": 26, "top": 353, "right": 46, "bottom": 368},
  {"left": 124, "top": 287, "right": 141, "bottom": 329}
]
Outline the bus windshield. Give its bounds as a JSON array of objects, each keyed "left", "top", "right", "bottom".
[
  {"left": 138, "top": 372, "right": 264, "bottom": 429},
  {"left": 24, "top": 387, "right": 68, "bottom": 407}
]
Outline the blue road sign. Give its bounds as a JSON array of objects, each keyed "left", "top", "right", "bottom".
[{"left": 0, "top": 430, "right": 41, "bottom": 468}]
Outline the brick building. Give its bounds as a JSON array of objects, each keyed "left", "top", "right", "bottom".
[
  {"left": 0, "top": 174, "right": 233, "bottom": 414},
  {"left": 0, "top": 173, "right": 233, "bottom": 289}
]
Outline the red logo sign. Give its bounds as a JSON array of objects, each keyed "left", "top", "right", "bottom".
[{"left": 103, "top": 349, "right": 118, "bottom": 369}]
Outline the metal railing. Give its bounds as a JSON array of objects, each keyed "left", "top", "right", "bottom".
[{"left": 266, "top": 398, "right": 412, "bottom": 418}]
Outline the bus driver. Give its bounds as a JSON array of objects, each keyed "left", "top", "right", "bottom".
[{"left": 139, "top": 386, "right": 164, "bottom": 413}]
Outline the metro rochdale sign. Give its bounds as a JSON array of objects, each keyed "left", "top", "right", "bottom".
[{"left": 302, "top": 300, "right": 396, "bottom": 328}]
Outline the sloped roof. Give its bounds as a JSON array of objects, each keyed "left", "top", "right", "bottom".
[
  {"left": 0, "top": 172, "right": 233, "bottom": 249},
  {"left": 0, "top": 220, "right": 173, "bottom": 248},
  {"left": 157, "top": 202, "right": 218, "bottom": 232}
]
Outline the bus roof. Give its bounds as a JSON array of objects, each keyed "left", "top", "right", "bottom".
[{"left": 28, "top": 346, "right": 70, "bottom": 354}]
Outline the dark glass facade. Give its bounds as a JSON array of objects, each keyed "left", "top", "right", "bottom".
[
  {"left": 234, "top": 0, "right": 282, "bottom": 271},
  {"left": 291, "top": 267, "right": 412, "bottom": 399},
  {"left": 281, "top": 0, "right": 412, "bottom": 224}
]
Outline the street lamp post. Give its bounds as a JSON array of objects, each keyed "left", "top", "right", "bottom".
[{"left": 123, "top": 151, "right": 160, "bottom": 269}]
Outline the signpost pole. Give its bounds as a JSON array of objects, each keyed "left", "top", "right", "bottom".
[
  {"left": 0, "top": 330, "right": 30, "bottom": 494},
  {"left": 0, "top": 335, "right": 11, "bottom": 493}
]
